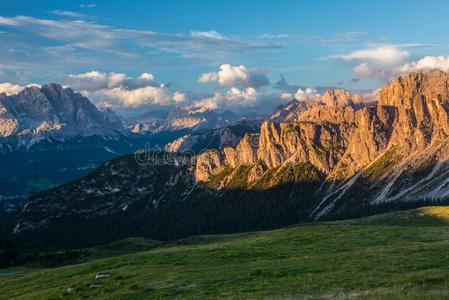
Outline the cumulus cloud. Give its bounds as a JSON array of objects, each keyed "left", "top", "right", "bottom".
[
  {"left": 226, "top": 87, "right": 258, "bottom": 106},
  {"left": 349, "top": 55, "right": 449, "bottom": 80},
  {"left": 192, "top": 94, "right": 222, "bottom": 111},
  {"left": 198, "top": 64, "right": 269, "bottom": 89},
  {"left": 64, "top": 70, "right": 179, "bottom": 107},
  {"left": 352, "top": 63, "right": 389, "bottom": 79},
  {"left": 67, "top": 71, "right": 126, "bottom": 91},
  {"left": 198, "top": 72, "right": 218, "bottom": 83},
  {"left": 278, "top": 88, "right": 320, "bottom": 101},
  {"left": 326, "top": 44, "right": 442, "bottom": 80},
  {"left": 294, "top": 88, "right": 320, "bottom": 101},
  {"left": 192, "top": 87, "right": 258, "bottom": 111},
  {"left": 396, "top": 56, "right": 449, "bottom": 73},
  {"left": 66, "top": 71, "right": 156, "bottom": 92},
  {"left": 92, "top": 85, "right": 172, "bottom": 107},
  {"left": 0, "top": 82, "right": 22, "bottom": 95},
  {"left": 173, "top": 91, "right": 187, "bottom": 103}
]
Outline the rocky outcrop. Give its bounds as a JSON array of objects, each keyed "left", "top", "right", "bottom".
[
  {"left": 195, "top": 70, "right": 449, "bottom": 215},
  {"left": 269, "top": 99, "right": 311, "bottom": 123},
  {"left": 299, "top": 90, "right": 364, "bottom": 124},
  {"left": 195, "top": 150, "right": 224, "bottom": 182},
  {"left": 378, "top": 70, "right": 449, "bottom": 151}
]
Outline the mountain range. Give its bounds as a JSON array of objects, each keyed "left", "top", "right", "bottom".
[
  {"left": 4, "top": 70, "right": 449, "bottom": 249},
  {"left": 0, "top": 84, "right": 245, "bottom": 198},
  {"left": 0, "top": 84, "right": 124, "bottom": 153},
  {"left": 197, "top": 70, "right": 449, "bottom": 217},
  {"left": 0, "top": 83, "right": 244, "bottom": 153}
]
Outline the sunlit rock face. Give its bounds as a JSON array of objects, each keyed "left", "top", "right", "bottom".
[{"left": 195, "top": 70, "right": 449, "bottom": 216}]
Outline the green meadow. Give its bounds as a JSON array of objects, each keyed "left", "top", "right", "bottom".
[{"left": 2, "top": 206, "right": 449, "bottom": 299}]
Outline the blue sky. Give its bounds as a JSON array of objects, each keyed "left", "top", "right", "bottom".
[{"left": 1, "top": 0, "right": 449, "bottom": 113}]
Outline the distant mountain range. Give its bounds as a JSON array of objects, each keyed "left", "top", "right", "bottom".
[
  {"left": 0, "top": 84, "right": 249, "bottom": 198},
  {"left": 6, "top": 70, "right": 449, "bottom": 249},
  {"left": 127, "top": 106, "right": 247, "bottom": 134},
  {"left": 0, "top": 83, "right": 246, "bottom": 153}
]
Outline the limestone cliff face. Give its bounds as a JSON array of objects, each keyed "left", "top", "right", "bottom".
[
  {"left": 269, "top": 99, "right": 311, "bottom": 123},
  {"left": 196, "top": 89, "right": 366, "bottom": 181},
  {"left": 195, "top": 150, "right": 223, "bottom": 182},
  {"left": 378, "top": 70, "right": 449, "bottom": 151},
  {"left": 299, "top": 89, "right": 364, "bottom": 124},
  {"left": 195, "top": 70, "right": 449, "bottom": 216}
]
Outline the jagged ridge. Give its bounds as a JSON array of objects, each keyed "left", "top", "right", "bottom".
[{"left": 196, "top": 70, "right": 449, "bottom": 218}]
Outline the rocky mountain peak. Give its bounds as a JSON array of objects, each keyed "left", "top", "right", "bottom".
[
  {"left": 317, "top": 89, "right": 364, "bottom": 109},
  {"left": 195, "top": 71, "right": 449, "bottom": 215},
  {"left": 269, "top": 98, "right": 310, "bottom": 123},
  {"left": 0, "top": 83, "right": 125, "bottom": 151},
  {"left": 379, "top": 69, "right": 449, "bottom": 108}
]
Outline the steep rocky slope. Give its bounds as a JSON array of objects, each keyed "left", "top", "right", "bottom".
[
  {"left": 0, "top": 84, "right": 190, "bottom": 198},
  {"left": 165, "top": 120, "right": 260, "bottom": 153},
  {"left": 7, "top": 70, "right": 449, "bottom": 248},
  {"left": 196, "top": 70, "right": 449, "bottom": 218},
  {"left": 0, "top": 84, "right": 125, "bottom": 152}
]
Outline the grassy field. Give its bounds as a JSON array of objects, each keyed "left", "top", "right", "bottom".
[{"left": 2, "top": 207, "right": 449, "bottom": 299}]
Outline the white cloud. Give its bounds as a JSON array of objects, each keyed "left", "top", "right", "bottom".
[
  {"left": 92, "top": 85, "right": 172, "bottom": 107},
  {"left": 258, "top": 32, "right": 365, "bottom": 44},
  {"left": 173, "top": 91, "right": 186, "bottom": 103},
  {"left": 78, "top": 4, "right": 96, "bottom": 8},
  {"left": 198, "top": 72, "right": 218, "bottom": 83},
  {"left": 193, "top": 94, "right": 221, "bottom": 111},
  {"left": 0, "top": 82, "right": 22, "bottom": 95},
  {"left": 66, "top": 71, "right": 155, "bottom": 92},
  {"left": 190, "top": 30, "right": 225, "bottom": 40},
  {"left": 280, "top": 92, "right": 293, "bottom": 99},
  {"left": 64, "top": 70, "right": 173, "bottom": 107},
  {"left": 140, "top": 73, "right": 154, "bottom": 81},
  {"left": 397, "top": 56, "right": 449, "bottom": 73},
  {"left": 226, "top": 87, "right": 258, "bottom": 106},
  {"left": 0, "top": 15, "right": 280, "bottom": 69},
  {"left": 25, "top": 83, "right": 41, "bottom": 88},
  {"left": 294, "top": 88, "right": 320, "bottom": 101},
  {"left": 329, "top": 45, "right": 409, "bottom": 65},
  {"left": 217, "top": 65, "right": 249, "bottom": 86},
  {"left": 192, "top": 87, "right": 258, "bottom": 110},
  {"left": 327, "top": 45, "right": 441, "bottom": 80},
  {"left": 349, "top": 55, "right": 449, "bottom": 80},
  {"left": 198, "top": 64, "right": 269, "bottom": 88},
  {"left": 67, "top": 71, "right": 123, "bottom": 91},
  {"left": 49, "top": 10, "right": 86, "bottom": 18},
  {"left": 352, "top": 63, "right": 388, "bottom": 79},
  {"left": 0, "top": 16, "right": 20, "bottom": 26},
  {"left": 280, "top": 88, "right": 319, "bottom": 101}
]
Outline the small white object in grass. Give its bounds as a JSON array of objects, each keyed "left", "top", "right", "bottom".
[{"left": 96, "top": 273, "right": 111, "bottom": 279}]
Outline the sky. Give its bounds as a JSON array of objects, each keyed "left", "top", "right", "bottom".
[{"left": 1, "top": 0, "right": 449, "bottom": 115}]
